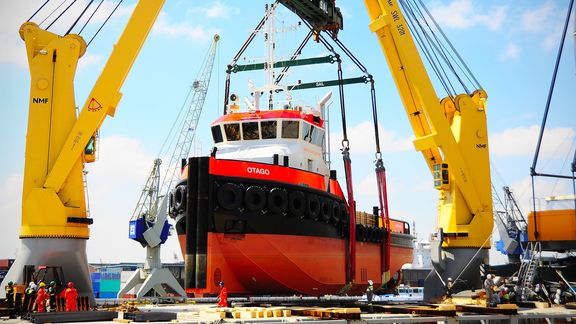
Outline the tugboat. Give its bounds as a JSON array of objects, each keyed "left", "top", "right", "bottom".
[{"left": 168, "top": 4, "right": 413, "bottom": 297}]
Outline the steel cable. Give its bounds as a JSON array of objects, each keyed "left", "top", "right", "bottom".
[
  {"left": 39, "top": 0, "right": 67, "bottom": 26},
  {"left": 27, "top": 0, "right": 51, "bottom": 22},
  {"left": 46, "top": 0, "right": 77, "bottom": 31},
  {"left": 65, "top": 0, "right": 94, "bottom": 35},
  {"left": 78, "top": 0, "right": 104, "bottom": 35},
  {"left": 87, "top": 0, "right": 124, "bottom": 47}
]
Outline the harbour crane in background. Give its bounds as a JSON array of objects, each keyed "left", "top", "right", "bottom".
[
  {"left": 0, "top": 0, "right": 166, "bottom": 303},
  {"left": 118, "top": 35, "right": 220, "bottom": 298}
]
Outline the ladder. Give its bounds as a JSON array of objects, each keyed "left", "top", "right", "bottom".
[{"left": 517, "top": 241, "right": 541, "bottom": 301}]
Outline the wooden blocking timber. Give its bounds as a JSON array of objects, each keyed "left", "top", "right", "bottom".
[{"left": 199, "top": 309, "right": 227, "bottom": 320}]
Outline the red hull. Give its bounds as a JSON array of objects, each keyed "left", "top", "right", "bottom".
[{"left": 178, "top": 232, "right": 413, "bottom": 296}]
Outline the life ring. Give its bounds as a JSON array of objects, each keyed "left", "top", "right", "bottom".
[
  {"left": 288, "top": 191, "right": 306, "bottom": 218},
  {"left": 267, "top": 188, "right": 288, "bottom": 214},
  {"left": 356, "top": 224, "right": 365, "bottom": 242},
  {"left": 320, "top": 199, "right": 332, "bottom": 222},
  {"left": 244, "top": 186, "right": 266, "bottom": 212},
  {"left": 216, "top": 183, "right": 243, "bottom": 210},
  {"left": 174, "top": 185, "right": 187, "bottom": 212},
  {"left": 306, "top": 194, "right": 320, "bottom": 220}
]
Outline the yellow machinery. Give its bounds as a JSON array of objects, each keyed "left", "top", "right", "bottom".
[
  {"left": 363, "top": 0, "right": 493, "bottom": 299},
  {"left": 1, "top": 0, "right": 165, "bottom": 303}
]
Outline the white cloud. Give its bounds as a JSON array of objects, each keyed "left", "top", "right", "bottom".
[
  {"left": 507, "top": 176, "right": 573, "bottom": 217},
  {"left": 77, "top": 53, "right": 102, "bottom": 71},
  {"left": 521, "top": 2, "right": 555, "bottom": 33},
  {"left": 330, "top": 121, "right": 413, "bottom": 154},
  {"left": 0, "top": 0, "right": 135, "bottom": 67},
  {"left": 86, "top": 134, "right": 183, "bottom": 263},
  {"left": 500, "top": 43, "right": 520, "bottom": 61},
  {"left": 153, "top": 13, "right": 212, "bottom": 42},
  {"left": 187, "top": 1, "right": 239, "bottom": 20},
  {"left": 429, "top": 0, "right": 507, "bottom": 31},
  {"left": 0, "top": 173, "right": 23, "bottom": 259},
  {"left": 489, "top": 125, "right": 574, "bottom": 158},
  {"left": 520, "top": 1, "right": 566, "bottom": 51}
]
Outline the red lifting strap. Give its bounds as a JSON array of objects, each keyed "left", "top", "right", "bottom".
[{"left": 376, "top": 160, "right": 391, "bottom": 275}]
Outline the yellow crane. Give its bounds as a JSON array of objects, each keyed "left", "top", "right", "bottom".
[
  {"left": 1, "top": 0, "right": 165, "bottom": 304},
  {"left": 363, "top": 0, "right": 493, "bottom": 300}
]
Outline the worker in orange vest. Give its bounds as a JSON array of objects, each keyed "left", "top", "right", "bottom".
[
  {"left": 64, "top": 281, "right": 78, "bottom": 312},
  {"left": 217, "top": 281, "right": 228, "bottom": 307},
  {"left": 35, "top": 282, "right": 50, "bottom": 312}
]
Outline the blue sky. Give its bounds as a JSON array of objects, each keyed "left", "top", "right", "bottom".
[{"left": 0, "top": 0, "right": 574, "bottom": 264}]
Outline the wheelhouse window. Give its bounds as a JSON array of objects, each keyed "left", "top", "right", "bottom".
[
  {"left": 311, "top": 127, "right": 324, "bottom": 146},
  {"left": 302, "top": 123, "right": 313, "bottom": 143},
  {"left": 261, "top": 121, "right": 277, "bottom": 139},
  {"left": 302, "top": 123, "right": 324, "bottom": 147},
  {"left": 224, "top": 123, "right": 240, "bottom": 141},
  {"left": 242, "top": 122, "right": 259, "bottom": 140},
  {"left": 211, "top": 125, "right": 223, "bottom": 143},
  {"left": 281, "top": 120, "right": 299, "bottom": 139}
]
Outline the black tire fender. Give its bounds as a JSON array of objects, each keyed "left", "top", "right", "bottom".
[
  {"left": 267, "top": 188, "right": 288, "bottom": 214},
  {"left": 306, "top": 194, "right": 320, "bottom": 220},
  {"left": 356, "top": 224, "right": 365, "bottom": 242},
  {"left": 174, "top": 185, "right": 187, "bottom": 212},
  {"left": 288, "top": 191, "right": 306, "bottom": 218},
  {"left": 244, "top": 185, "right": 266, "bottom": 212},
  {"left": 331, "top": 201, "right": 340, "bottom": 224},
  {"left": 320, "top": 199, "right": 332, "bottom": 222},
  {"left": 216, "top": 183, "right": 243, "bottom": 210}
]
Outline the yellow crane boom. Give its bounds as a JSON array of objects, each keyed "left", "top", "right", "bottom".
[
  {"left": 363, "top": 0, "right": 493, "bottom": 299},
  {"left": 1, "top": 0, "right": 165, "bottom": 304}
]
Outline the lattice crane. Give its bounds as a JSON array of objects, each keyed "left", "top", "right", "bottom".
[{"left": 118, "top": 35, "right": 220, "bottom": 299}]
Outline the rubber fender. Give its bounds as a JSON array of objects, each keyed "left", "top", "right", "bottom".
[
  {"left": 331, "top": 201, "right": 340, "bottom": 224},
  {"left": 340, "top": 223, "right": 348, "bottom": 238},
  {"left": 168, "top": 191, "right": 176, "bottom": 216},
  {"left": 377, "top": 228, "right": 384, "bottom": 243},
  {"left": 216, "top": 183, "right": 243, "bottom": 210},
  {"left": 339, "top": 203, "right": 349, "bottom": 223},
  {"left": 306, "top": 194, "right": 320, "bottom": 220},
  {"left": 288, "top": 190, "right": 306, "bottom": 218},
  {"left": 174, "top": 185, "right": 187, "bottom": 212},
  {"left": 267, "top": 188, "right": 288, "bottom": 214},
  {"left": 356, "top": 224, "right": 365, "bottom": 242},
  {"left": 320, "top": 198, "right": 332, "bottom": 222},
  {"left": 244, "top": 185, "right": 266, "bottom": 212}
]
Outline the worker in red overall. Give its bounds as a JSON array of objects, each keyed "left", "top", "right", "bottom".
[
  {"left": 64, "top": 281, "right": 78, "bottom": 312},
  {"left": 217, "top": 281, "right": 228, "bottom": 307},
  {"left": 35, "top": 282, "right": 50, "bottom": 312}
]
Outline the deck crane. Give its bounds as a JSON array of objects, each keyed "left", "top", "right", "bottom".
[
  {"left": 363, "top": 0, "right": 493, "bottom": 300},
  {"left": 0, "top": 0, "right": 165, "bottom": 303},
  {"left": 118, "top": 35, "right": 220, "bottom": 298}
]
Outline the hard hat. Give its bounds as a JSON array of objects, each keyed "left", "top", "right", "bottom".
[
  {"left": 218, "top": 281, "right": 224, "bottom": 286},
  {"left": 50, "top": 280, "right": 56, "bottom": 286},
  {"left": 39, "top": 282, "right": 46, "bottom": 288},
  {"left": 486, "top": 274, "right": 492, "bottom": 279},
  {"left": 8, "top": 281, "right": 13, "bottom": 286},
  {"left": 368, "top": 280, "right": 373, "bottom": 285},
  {"left": 68, "top": 281, "right": 74, "bottom": 288},
  {"left": 447, "top": 277, "right": 453, "bottom": 282}
]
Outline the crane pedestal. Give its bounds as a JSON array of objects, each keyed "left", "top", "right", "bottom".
[
  {"left": 117, "top": 245, "right": 186, "bottom": 299},
  {"left": 0, "top": 238, "right": 94, "bottom": 306},
  {"left": 424, "top": 243, "right": 488, "bottom": 301}
]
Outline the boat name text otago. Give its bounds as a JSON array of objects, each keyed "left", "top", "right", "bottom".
[{"left": 246, "top": 167, "right": 270, "bottom": 175}]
